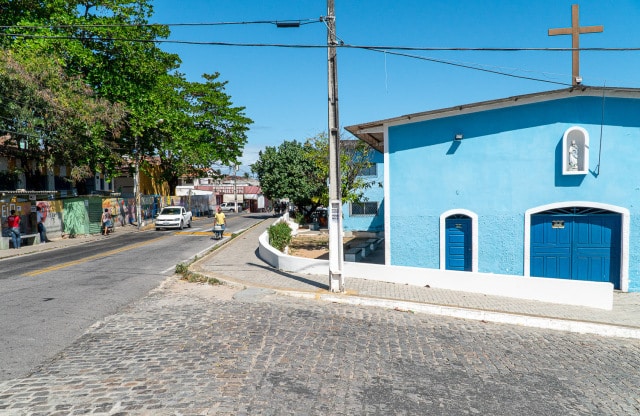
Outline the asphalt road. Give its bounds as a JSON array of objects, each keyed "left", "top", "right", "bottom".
[{"left": 0, "top": 212, "right": 268, "bottom": 382}]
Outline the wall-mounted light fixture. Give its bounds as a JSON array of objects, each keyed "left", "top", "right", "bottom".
[{"left": 454, "top": 133, "right": 463, "bottom": 141}]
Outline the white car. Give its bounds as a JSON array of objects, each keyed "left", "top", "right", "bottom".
[
  {"left": 219, "top": 202, "right": 243, "bottom": 212},
  {"left": 155, "top": 206, "right": 192, "bottom": 230}
]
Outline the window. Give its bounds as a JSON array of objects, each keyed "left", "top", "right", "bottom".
[
  {"left": 358, "top": 164, "right": 377, "bottom": 177},
  {"left": 350, "top": 201, "right": 378, "bottom": 216}
]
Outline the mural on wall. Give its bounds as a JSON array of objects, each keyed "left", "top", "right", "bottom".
[
  {"left": 102, "top": 196, "right": 160, "bottom": 227},
  {"left": 159, "top": 195, "right": 212, "bottom": 216},
  {"left": 100, "top": 198, "right": 129, "bottom": 227},
  {"left": 36, "top": 200, "right": 63, "bottom": 236},
  {"left": 1, "top": 201, "right": 32, "bottom": 235},
  {"left": 183, "top": 195, "right": 211, "bottom": 216},
  {"left": 63, "top": 200, "right": 89, "bottom": 237}
]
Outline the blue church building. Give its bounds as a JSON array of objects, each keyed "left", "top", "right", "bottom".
[{"left": 345, "top": 86, "right": 640, "bottom": 293}]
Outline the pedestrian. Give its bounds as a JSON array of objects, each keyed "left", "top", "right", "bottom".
[
  {"left": 36, "top": 206, "right": 49, "bottom": 243},
  {"left": 213, "top": 206, "right": 226, "bottom": 239},
  {"left": 5, "top": 209, "right": 21, "bottom": 249},
  {"left": 101, "top": 208, "right": 112, "bottom": 236}
]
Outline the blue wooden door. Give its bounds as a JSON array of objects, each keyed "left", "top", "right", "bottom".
[
  {"left": 530, "top": 215, "right": 572, "bottom": 279},
  {"left": 446, "top": 217, "right": 471, "bottom": 271},
  {"left": 531, "top": 213, "right": 621, "bottom": 288},
  {"left": 572, "top": 215, "right": 620, "bottom": 286}
]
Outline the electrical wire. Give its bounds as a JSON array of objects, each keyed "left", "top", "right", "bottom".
[
  {"left": 359, "top": 47, "right": 573, "bottom": 86},
  {"left": 4, "top": 31, "right": 640, "bottom": 52},
  {"left": 0, "top": 20, "right": 629, "bottom": 134},
  {"left": 0, "top": 18, "right": 323, "bottom": 30},
  {"left": 0, "top": 31, "right": 621, "bottom": 85},
  {"left": 0, "top": 127, "right": 46, "bottom": 139}
]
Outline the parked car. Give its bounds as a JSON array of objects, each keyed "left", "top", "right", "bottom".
[
  {"left": 219, "top": 202, "right": 243, "bottom": 212},
  {"left": 155, "top": 206, "right": 192, "bottom": 230}
]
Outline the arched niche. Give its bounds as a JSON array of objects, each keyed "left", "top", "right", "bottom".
[{"left": 562, "top": 126, "right": 589, "bottom": 175}]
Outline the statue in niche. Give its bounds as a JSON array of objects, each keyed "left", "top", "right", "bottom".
[{"left": 568, "top": 140, "right": 579, "bottom": 171}]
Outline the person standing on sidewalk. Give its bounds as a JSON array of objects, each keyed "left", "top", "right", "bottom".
[
  {"left": 6, "top": 210, "right": 21, "bottom": 249},
  {"left": 101, "top": 209, "right": 112, "bottom": 236},
  {"left": 36, "top": 206, "right": 49, "bottom": 243},
  {"left": 213, "top": 206, "right": 226, "bottom": 239}
]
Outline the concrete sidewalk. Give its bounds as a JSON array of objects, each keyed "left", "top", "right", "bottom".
[{"left": 192, "top": 219, "right": 640, "bottom": 339}]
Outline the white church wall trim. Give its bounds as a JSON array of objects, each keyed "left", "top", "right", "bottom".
[
  {"left": 439, "top": 209, "right": 479, "bottom": 272},
  {"left": 257, "top": 227, "right": 613, "bottom": 310}
]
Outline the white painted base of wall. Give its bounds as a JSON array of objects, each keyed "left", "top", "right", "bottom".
[{"left": 258, "top": 228, "right": 613, "bottom": 310}]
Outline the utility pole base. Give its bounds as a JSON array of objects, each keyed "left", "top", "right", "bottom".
[{"left": 329, "top": 272, "right": 344, "bottom": 293}]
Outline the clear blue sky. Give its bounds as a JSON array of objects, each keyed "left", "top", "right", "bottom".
[{"left": 150, "top": 0, "right": 640, "bottom": 175}]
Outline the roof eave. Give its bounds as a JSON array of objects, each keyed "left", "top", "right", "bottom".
[{"left": 344, "top": 86, "right": 640, "bottom": 152}]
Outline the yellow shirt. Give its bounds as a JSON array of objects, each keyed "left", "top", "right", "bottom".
[{"left": 214, "top": 212, "right": 226, "bottom": 225}]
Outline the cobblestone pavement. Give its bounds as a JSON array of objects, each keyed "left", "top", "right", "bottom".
[
  {"left": 0, "top": 278, "right": 639, "bottom": 415},
  {"left": 193, "top": 220, "right": 640, "bottom": 337}
]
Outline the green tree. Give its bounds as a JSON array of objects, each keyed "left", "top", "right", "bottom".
[
  {"left": 252, "top": 134, "right": 375, "bottom": 217},
  {"left": 0, "top": 50, "right": 125, "bottom": 184},
  {"left": 1, "top": 0, "right": 251, "bottom": 193},
  {"left": 252, "top": 140, "right": 326, "bottom": 216},
  {"left": 142, "top": 72, "right": 252, "bottom": 194},
  {"left": 304, "top": 133, "right": 375, "bottom": 206},
  {"left": 1, "top": 0, "right": 173, "bottom": 182}
]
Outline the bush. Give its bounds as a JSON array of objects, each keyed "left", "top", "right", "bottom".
[{"left": 268, "top": 221, "right": 292, "bottom": 252}]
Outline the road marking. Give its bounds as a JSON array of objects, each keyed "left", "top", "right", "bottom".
[
  {"left": 175, "top": 231, "right": 213, "bottom": 236},
  {"left": 23, "top": 236, "right": 170, "bottom": 277}
]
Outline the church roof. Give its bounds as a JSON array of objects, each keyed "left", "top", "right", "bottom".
[{"left": 344, "top": 86, "right": 640, "bottom": 153}]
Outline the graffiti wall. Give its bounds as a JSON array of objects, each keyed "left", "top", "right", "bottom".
[
  {"left": 36, "top": 200, "right": 64, "bottom": 237},
  {"left": 1, "top": 201, "right": 32, "bottom": 236},
  {"left": 158, "top": 195, "right": 212, "bottom": 216},
  {"left": 102, "top": 198, "right": 128, "bottom": 227},
  {"left": 63, "top": 199, "right": 90, "bottom": 237},
  {"left": 102, "top": 196, "right": 160, "bottom": 227}
]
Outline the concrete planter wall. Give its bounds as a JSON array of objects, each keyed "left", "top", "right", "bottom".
[{"left": 258, "top": 218, "right": 613, "bottom": 310}]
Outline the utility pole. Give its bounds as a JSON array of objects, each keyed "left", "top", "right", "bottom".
[
  {"left": 233, "top": 165, "right": 239, "bottom": 213},
  {"left": 327, "top": 0, "right": 344, "bottom": 292},
  {"left": 134, "top": 136, "right": 141, "bottom": 230}
]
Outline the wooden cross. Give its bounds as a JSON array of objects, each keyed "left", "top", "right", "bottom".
[{"left": 548, "top": 4, "right": 603, "bottom": 85}]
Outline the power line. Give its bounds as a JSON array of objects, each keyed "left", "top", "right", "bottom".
[
  {"left": 0, "top": 18, "right": 323, "bottom": 30},
  {"left": 360, "top": 47, "right": 573, "bottom": 87},
  {"left": 3, "top": 32, "right": 639, "bottom": 52},
  {"left": 0, "top": 32, "right": 625, "bottom": 85},
  {"left": 0, "top": 127, "right": 47, "bottom": 140}
]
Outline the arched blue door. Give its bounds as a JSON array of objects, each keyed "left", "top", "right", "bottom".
[
  {"left": 531, "top": 208, "right": 621, "bottom": 289},
  {"left": 445, "top": 216, "right": 472, "bottom": 271}
]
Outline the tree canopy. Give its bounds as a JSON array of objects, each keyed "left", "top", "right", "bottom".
[
  {"left": 0, "top": 0, "right": 252, "bottom": 192},
  {"left": 251, "top": 140, "right": 325, "bottom": 214},
  {"left": 252, "top": 134, "right": 375, "bottom": 216}
]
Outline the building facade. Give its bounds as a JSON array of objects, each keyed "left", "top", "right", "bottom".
[
  {"left": 346, "top": 87, "right": 640, "bottom": 292},
  {"left": 342, "top": 148, "right": 384, "bottom": 234}
]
